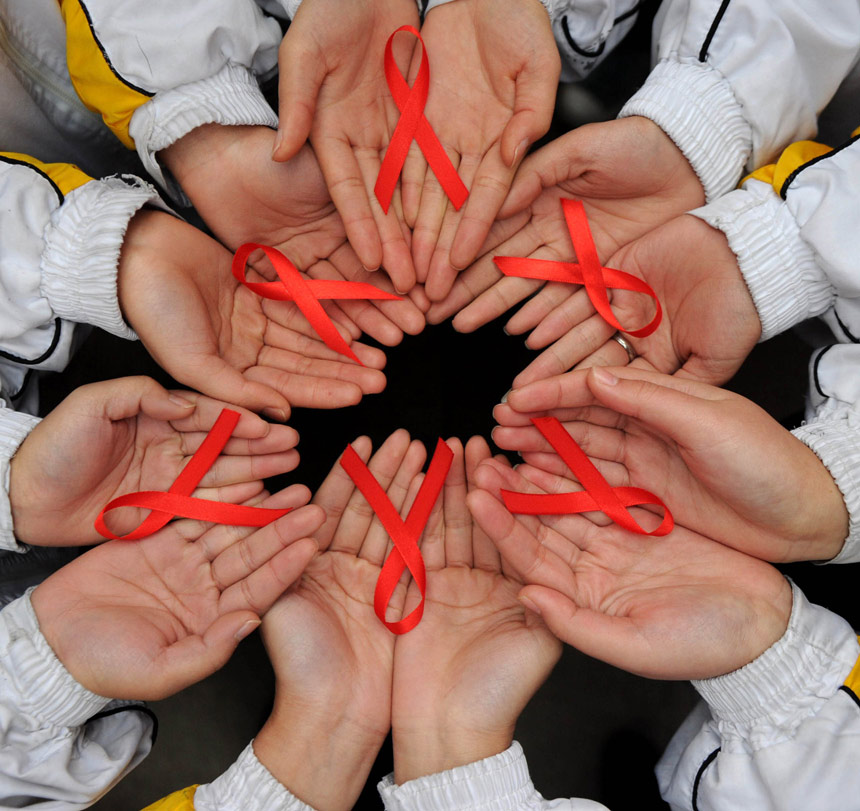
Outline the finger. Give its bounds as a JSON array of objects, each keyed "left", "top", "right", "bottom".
[
  {"left": 508, "top": 286, "right": 592, "bottom": 348},
  {"left": 511, "top": 315, "right": 617, "bottom": 388},
  {"left": 316, "top": 133, "right": 383, "bottom": 271},
  {"left": 498, "top": 59, "right": 557, "bottom": 169},
  {"left": 464, "top": 435, "right": 500, "bottom": 572},
  {"left": 412, "top": 149, "right": 461, "bottom": 284},
  {"left": 355, "top": 146, "right": 416, "bottom": 294},
  {"left": 451, "top": 274, "right": 542, "bottom": 333},
  {"left": 209, "top": 504, "right": 325, "bottom": 590},
  {"left": 440, "top": 437, "right": 472, "bottom": 567},
  {"left": 311, "top": 436, "right": 372, "bottom": 553},
  {"left": 197, "top": 451, "right": 301, "bottom": 487},
  {"left": 274, "top": 35, "right": 325, "bottom": 162},
  {"left": 264, "top": 317, "right": 388, "bottom": 369},
  {"left": 420, "top": 471, "right": 446, "bottom": 571},
  {"left": 330, "top": 429, "right": 412, "bottom": 555},
  {"left": 358, "top": 438, "right": 427, "bottom": 565},
  {"left": 247, "top": 358, "right": 386, "bottom": 407},
  {"left": 179, "top": 424, "right": 300, "bottom": 458},
  {"left": 424, "top": 153, "right": 482, "bottom": 302},
  {"left": 92, "top": 377, "right": 196, "bottom": 424},
  {"left": 401, "top": 139, "right": 427, "bottom": 229},
  {"left": 448, "top": 143, "right": 518, "bottom": 272}
]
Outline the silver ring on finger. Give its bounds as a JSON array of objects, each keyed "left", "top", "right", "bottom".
[{"left": 610, "top": 332, "right": 637, "bottom": 363}]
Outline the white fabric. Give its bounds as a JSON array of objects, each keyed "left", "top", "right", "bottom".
[
  {"left": 620, "top": 0, "right": 860, "bottom": 199},
  {"left": 0, "top": 591, "right": 154, "bottom": 808},
  {"left": 0, "top": 409, "right": 41, "bottom": 553}
]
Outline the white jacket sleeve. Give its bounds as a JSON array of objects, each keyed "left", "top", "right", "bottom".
[
  {"left": 688, "top": 137, "right": 860, "bottom": 563},
  {"left": 0, "top": 408, "right": 41, "bottom": 554},
  {"left": 60, "top": 0, "right": 282, "bottom": 197},
  {"left": 0, "top": 591, "right": 155, "bottom": 809},
  {"left": 377, "top": 742, "right": 609, "bottom": 810},
  {"left": 620, "top": 1, "right": 860, "bottom": 200},
  {"left": 658, "top": 583, "right": 860, "bottom": 810}
]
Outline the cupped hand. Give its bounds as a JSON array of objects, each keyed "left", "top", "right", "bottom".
[
  {"left": 273, "top": 0, "right": 419, "bottom": 292},
  {"left": 31, "top": 488, "right": 323, "bottom": 700},
  {"left": 493, "top": 366, "right": 848, "bottom": 563},
  {"left": 509, "top": 213, "right": 760, "bottom": 388},
  {"left": 254, "top": 430, "right": 427, "bottom": 810},
  {"left": 409, "top": 0, "right": 559, "bottom": 302},
  {"left": 428, "top": 116, "right": 704, "bottom": 332},
  {"left": 468, "top": 459, "right": 793, "bottom": 681},
  {"left": 160, "top": 124, "right": 426, "bottom": 343},
  {"left": 9, "top": 377, "right": 301, "bottom": 547},
  {"left": 118, "top": 209, "right": 389, "bottom": 419},
  {"left": 390, "top": 436, "right": 560, "bottom": 782}
]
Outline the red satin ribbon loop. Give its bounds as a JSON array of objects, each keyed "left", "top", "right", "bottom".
[
  {"left": 340, "top": 438, "right": 453, "bottom": 634},
  {"left": 375, "top": 25, "right": 468, "bottom": 213},
  {"left": 95, "top": 408, "right": 291, "bottom": 541},
  {"left": 501, "top": 417, "right": 673, "bottom": 536},
  {"left": 494, "top": 199, "right": 662, "bottom": 338},
  {"left": 232, "top": 243, "right": 401, "bottom": 365}
]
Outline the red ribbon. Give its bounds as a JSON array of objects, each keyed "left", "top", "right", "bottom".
[
  {"left": 232, "top": 243, "right": 401, "bottom": 365},
  {"left": 95, "top": 408, "right": 291, "bottom": 541},
  {"left": 340, "top": 438, "right": 453, "bottom": 634},
  {"left": 494, "top": 199, "right": 662, "bottom": 338},
  {"left": 501, "top": 417, "right": 673, "bottom": 536},
  {"left": 375, "top": 25, "right": 468, "bottom": 214}
]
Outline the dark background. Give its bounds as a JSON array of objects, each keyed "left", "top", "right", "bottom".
[{"left": 30, "top": 3, "right": 852, "bottom": 808}]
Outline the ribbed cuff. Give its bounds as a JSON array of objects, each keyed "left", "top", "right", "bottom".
[
  {"left": 690, "top": 180, "right": 832, "bottom": 341},
  {"left": 619, "top": 59, "right": 751, "bottom": 201},
  {"left": 194, "top": 741, "right": 317, "bottom": 811},
  {"left": 0, "top": 591, "right": 112, "bottom": 726},
  {"left": 693, "top": 584, "right": 859, "bottom": 737},
  {"left": 41, "top": 176, "right": 167, "bottom": 340},
  {"left": 0, "top": 409, "right": 40, "bottom": 553},
  {"left": 792, "top": 401, "right": 860, "bottom": 564},
  {"left": 378, "top": 742, "right": 545, "bottom": 810},
  {"left": 129, "top": 64, "right": 278, "bottom": 201}
]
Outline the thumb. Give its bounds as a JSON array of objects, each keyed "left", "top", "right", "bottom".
[
  {"left": 586, "top": 366, "right": 722, "bottom": 446},
  {"left": 149, "top": 612, "right": 261, "bottom": 698},
  {"left": 273, "top": 38, "right": 326, "bottom": 162},
  {"left": 500, "top": 64, "right": 557, "bottom": 168},
  {"left": 98, "top": 376, "right": 196, "bottom": 423}
]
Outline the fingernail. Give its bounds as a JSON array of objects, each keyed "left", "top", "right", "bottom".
[
  {"left": 500, "top": 390, "right": 511, "bottom": 404},
  {"left": 271, "top": 129, "right": 283, "bottom": 159},
  {"left": 513, "top": 138, "right": 529, "bottom": 165},
  {"left": 592, "top": 367, "right": 619, "bottom": 386},
  {"left": 362, "top": 263, "right": 381, "bottom": 273},
  {"left": 264, "top": 407, "right": 288, "bottom": 423},
  {"left": 235, "top": 619, "right": 261, "bottom": 641},
  {"left": 169, "top": 394, "right": 195, "bottom": 408},
  {"left": 519, "top": 594, "right": 541, "bottom": 616},
  {"left": 502, "top": 326, "right": 511, "bottom": 336}
]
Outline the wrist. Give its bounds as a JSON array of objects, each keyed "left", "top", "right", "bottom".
[
  {"left": 253, "top": 696, "right": 386, "bottom": 811},
  {"left": 392, "top": 719, "right": 513, "bottom": 784}
]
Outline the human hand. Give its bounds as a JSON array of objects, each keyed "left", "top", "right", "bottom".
[
  {"left": 273, "top": 0, "right": 419, "bottom": 292},
  {"left": 254, "top": 430, "right": 427, "bottom": 811},
  {"left": 118, "top": 209, "right": 388, "bottom": 419},
  {"left": 160, "top": 124, "right": 425, "bottom": 343},
  {"left": 390, "top": 436, "right": 560, "bottom": 782},
  {"left": 468, "top": 459, "right": 793, "bottom": 680},
  {"left": 9, "top": 377, "right": 302, "bottom": 547},
  {"left": 494, "top": 366, "right": 848, "bottom": 563},
  {"left": 31, "top": 487, "right": 323, "bottom": 700},
  {"left": 409, "top": 0, "right": 559, "bottom": 302},
  {"left": 508, "top": 213, "right": 760, "bottom": 388},
  {"left": 427, "top": 116, "right": 704, "bottom": 331}
]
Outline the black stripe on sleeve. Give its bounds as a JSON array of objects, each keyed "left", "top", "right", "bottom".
[
  {"left": 0, "top": 319, "right": 63, "bottom": 367},
  {"left": 780, "top": 132, "right": 860, "bottom": 199},
  {"left": 839, "top": 684, "right": 860, "bottom": 712},
  {"left": 561, "top": 1, "right": 647, "bottom": 58},
  {"left": 698, "top": 0, "right": 732, "bottom": 62},
  {"left": 88, "top": 704, "right": 159, "bottom": 747},
  {"left": 692, "top": 747, "right": 721, "bottom": 811},
  {"left": 76, "top": 1, "right": 154, "bottom": 98},
  {"left": 812, "top": 345, "right": 834, "bottom": 400},
  {"left": 0, "top": 155, "right": 64, "bottom": 203}
]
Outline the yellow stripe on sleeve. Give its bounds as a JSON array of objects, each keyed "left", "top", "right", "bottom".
[
  {"left": 743, "top": 140, "right": 833, "bottom": 193},
  {"left": 844, "top": 639, "right": 860, "bottom": 696},
  {"left": 140, "top": 785, "right": 199, "bottom": 811},
  {"left": 0, "top": 152, "right": 93, "bottom": 197},
  {"left": 60, "top": 0, "right": 153, "bottom": 149}
]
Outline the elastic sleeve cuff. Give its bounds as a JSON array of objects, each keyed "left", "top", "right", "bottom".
[
  {"left": 792, "top": 402, "right": 860, "bottom": 564},
  {"left": 41, "top": 175, "right": 168, "bottom": 340},
  {"left": 193, "top": 741, "right": 317, "bottom": 811},
  {"left": 0, "top": 409, "right": 40, "bottom": 553},
  {"left": 619, "top": 59, "right": 751, "bottom": 201},
  {"left": 378, "top": 742, "right": 547, "bottom": 810},
  {"left": 692, "top": 583, "right": 859, "bottom": 735},
  {"left": 0, "top": 591, "right": 112, "bottom": 726},
  {"left": 689, "top": 180, "right": 833, "bottom": 341},
  {"left": 128, "top": 64, "right": 278, "bottom": 201}
]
